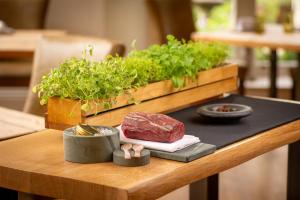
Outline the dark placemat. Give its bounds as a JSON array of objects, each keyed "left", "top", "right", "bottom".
[{"left": 168, "top": 94, "right": 300, "bottom": 149}]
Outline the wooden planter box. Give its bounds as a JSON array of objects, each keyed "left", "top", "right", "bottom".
[{"left": 46, "top": 63, "right": 238, "bottom": 130}]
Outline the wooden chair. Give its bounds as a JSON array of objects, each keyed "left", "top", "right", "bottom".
[
  {"left": 23, "top": 35, "right": 125, "bottom": 116},
  {"left": 0, "top": 0, "right": 49, "bottom": 29},
  {"left": 146, "top": 0, "right": 195, "bottom": 43},
  {"left": 0, "top": 59, "right": 33, "bottom": 86},
  {"left": 0, "top": 0, "right": 49, "bottom": 86}
]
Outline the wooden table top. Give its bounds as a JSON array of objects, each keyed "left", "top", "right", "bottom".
[
  {"left": 0, "top": 30, "right": 66, "bottom": 58},
  {"left": 192, "top": 31, "right": 300, "bottom": 51},
  {"left": 0, "top": 115, "right": 300, "bottom": 199},
  {"left": 0, "top": 107, "right": 44, "bottom": 140}
]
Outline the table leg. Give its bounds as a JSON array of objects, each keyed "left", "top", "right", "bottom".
[
  {"left": 189, "top": 174, "right": 219, "bottom": 200},
  {"left": 287, "top": 140, "right": 300, "bottom": 200},
  {"left": 295, "top": 53, "right": 300, "bottom": 100},
  {"left": 245, "top": 47, "right": 254, "bottom": 78},
  {"left": 270, "top": 49, "right": 278, "bottom": 98},
  {"left": 207, "top": 174, "right": 219, "bottom": 200},
  {"left": 190, "top": 179, "right": 207, "bottom": 200}
]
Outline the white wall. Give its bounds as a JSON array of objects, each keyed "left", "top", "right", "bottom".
[
  {"left": 45, "top": 0, "right": 153, "bottom": 52},
  {"left": 45, "top": 0, "right": 107, "bottom": 36},
  {"left": 106, "top": 0, "right": 150, "bottom": 50}
]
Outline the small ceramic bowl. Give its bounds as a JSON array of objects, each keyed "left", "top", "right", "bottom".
[
  {"left": 113, "top": 149, "right": 150, "bottom": 167},
  {"left": 196, "top": 103, "right": 253, "bottom": 122}
]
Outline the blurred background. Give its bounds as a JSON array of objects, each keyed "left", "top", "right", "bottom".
[
  {"left": 0, "top": 0, "right": 299, "bottom": 110},
  {"left": 0, "top": 1, "right": 299, "bottom": 200}
]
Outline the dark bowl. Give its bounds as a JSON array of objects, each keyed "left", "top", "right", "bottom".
[{"left": 196, "top": 103, "right": 253, "bottom": 123}]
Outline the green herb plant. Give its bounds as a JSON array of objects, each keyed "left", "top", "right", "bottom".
[
  {"left": 33, "top": 35, "right": 228, "bottom": 112},
  {"left": 129, "top": 35, "right": 228, "bottom": 87}
]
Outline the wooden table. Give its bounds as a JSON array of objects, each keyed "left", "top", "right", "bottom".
[
  {"left": 0, "top": 106, "right": 44, "bottom": 198},
  {"left": 0, "top": 106, "right": 44, "bottom": 140},
  {"left": 0, "top": 100, "right": 299, "bottom": 200},
  {"left": 0, "top": 29, "right": 66, "bottom": 59},
  {"left": 0, "top": 30, "right": 66, "bottom": 86},
  {"left": 192, "top": 31, "right": 300, "bottom": 99}
]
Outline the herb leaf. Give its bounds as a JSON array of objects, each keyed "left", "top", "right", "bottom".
[{"left": 34, "top": 35, "right": 228, "bottom": 111}]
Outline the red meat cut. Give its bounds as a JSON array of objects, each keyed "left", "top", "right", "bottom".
[{"left": 121, "top": 112, "right": 185, "bottom": 143}]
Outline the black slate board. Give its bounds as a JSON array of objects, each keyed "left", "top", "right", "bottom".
[
  {"left": 168, "top": 94, "right": 300, "bottom": 149},
  {"left": 150, "top": 143, "right": 216, "bottom": 162}
]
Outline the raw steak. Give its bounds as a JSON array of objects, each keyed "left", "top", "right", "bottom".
[{"left": 121, "top": 112, "right": 185, "bottom": 143}]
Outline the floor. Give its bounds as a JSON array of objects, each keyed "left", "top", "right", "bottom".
[
  {"left": 0, "top": 87, "right": 293, "bottom": 200},
  {"left": 220, "top": 146, "right": 287, "bottom": 200},
  {"left": 159, "top": 145, "right": 287, "bottom": 200},
  {"left": 158, "top": 88, "right": 292, "bottom": 200}
]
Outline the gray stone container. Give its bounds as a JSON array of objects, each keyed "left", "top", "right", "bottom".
[
  {"left": 113, "top": 149, "right": 150, "bottom": 167},
  {"left": 64, "top": 126, "right": 120, "bottom": 163}
]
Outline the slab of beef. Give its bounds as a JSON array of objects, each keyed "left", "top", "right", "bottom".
[{"left": 121, "top": 112, "right": 185, "bottom": 143}]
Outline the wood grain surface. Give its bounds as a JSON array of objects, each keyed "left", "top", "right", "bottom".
[
  {"left": 83, "top": 63, "right": 237, "bottom": 117},
  {"left": 0, "top": 106, "right": 44, "bottom": 140},
  {"left": 0, "top": 118, "right": 300, "bottom": 200},
  {"left": 48, "top": 77, "right": 237, "bottom": 130},
  {"left": 192, "top": 31, "right": 300, "bottom": 51},
  {"left": 85, "top": 77, "right": 237, "bottom": 126}
]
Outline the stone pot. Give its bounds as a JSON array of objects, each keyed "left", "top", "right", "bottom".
[{"left": 64, "top": 126, "right": 120, "bottom": 163}]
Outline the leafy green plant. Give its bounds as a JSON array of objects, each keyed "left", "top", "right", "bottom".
[
  {"left": 129, "top": 35, "right": 228, "bottom": 87},
  {"left": 34, "top": 35, "right": 228, "bottom": 111}
]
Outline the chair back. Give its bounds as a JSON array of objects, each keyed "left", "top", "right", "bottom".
[
  {"left": 146, "top": 0, "right": 195, "bottom": 43},
  {"left": 0, "top": 0, "right": 49, "bottom": 28},
  {"left": 23, "top": 35, "right": 125, "bottom": 116}
]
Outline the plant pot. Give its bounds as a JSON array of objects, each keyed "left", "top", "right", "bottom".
[{"left": 47, "top": 64, "right": 239, "bottom": 130}]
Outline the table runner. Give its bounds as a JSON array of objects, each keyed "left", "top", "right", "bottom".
[{"left": 168, "top": 94, "right": 300, "bottom": 149}]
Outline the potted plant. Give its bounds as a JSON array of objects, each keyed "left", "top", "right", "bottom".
[{"left": 34, "top": 35, "right": 238, "bottom": 130}]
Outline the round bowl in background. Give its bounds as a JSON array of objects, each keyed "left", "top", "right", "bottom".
[{"left": 196, "top": 103, "right": 253, "bottom": 122}]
